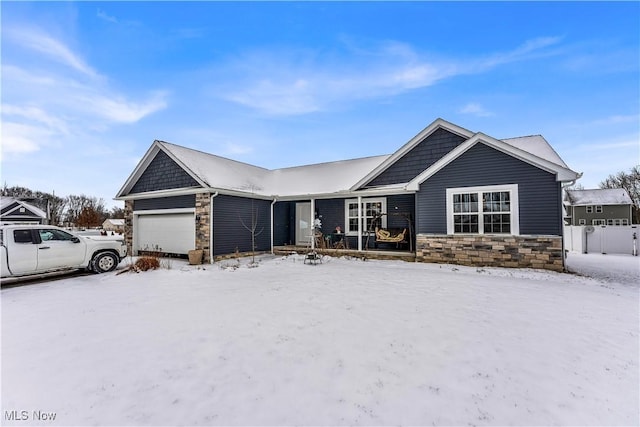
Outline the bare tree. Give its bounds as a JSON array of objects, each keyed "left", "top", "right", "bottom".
[
  {"left": 77, "top": 206, "right": 102, "bottom": 228},
  {"left": 599, "top": 165, "right": 640, "bottom": 223},
  {"left": 109, "top": 206, "right": 125, "bottom": 219},
  {"left": 236, "top": 183, "right": 265, "bottom": 264},
  {"left": 65, "top": 194, "right": 106, "bottom": 227},
  {"left": 239, "top": 200, "right": 265, "bottom": 264}
]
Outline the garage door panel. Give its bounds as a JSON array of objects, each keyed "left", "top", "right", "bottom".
[{"left": 137, "top": 213, "right": 195, "bottom": 255}]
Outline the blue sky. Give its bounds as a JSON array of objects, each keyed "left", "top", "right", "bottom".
[{"left": 2, "top": 1, "right": 638, "bottom": 208}]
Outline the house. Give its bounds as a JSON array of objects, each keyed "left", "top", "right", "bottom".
[
  {"left": 102, "top": 218, "right": 125, "bottom": 233},
  {"left": 564, "top": 188, "right": 633, "bottom": 226},
  {"left": 0, "top": 197, "right": 48, "bottom": 224},
  {"left": 115, "top": 118, "right": 580, "bottom": 271}
]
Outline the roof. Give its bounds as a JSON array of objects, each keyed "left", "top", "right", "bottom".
[
  {"left": 159, "top": 141, "right": 390, "bottom": 197},
  {"left": 103, "top": 219, "right": 125, "bottom": 226},
  {"left": 565, "top": 189, "right": 633, "bottom": 206},
  {"left": 117, "top": 118, "right": 579, "bottom": 200},
  {"left": 502, "top": 135, "right": 568, "bottom": 168},
  {"left": 0, "top": 197, "right": 47, "bottom": 219}
]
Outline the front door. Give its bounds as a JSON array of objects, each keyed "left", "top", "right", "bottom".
[{"left": 295, "top": 202, "right": 311, "bottom": 246}]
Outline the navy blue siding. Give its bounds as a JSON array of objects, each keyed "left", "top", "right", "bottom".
[
  {"left": 416, "top": 143, "right": 562, "bottom": 236},
  {"left": 315, "top": 199, "right": 346, "bottom": 235},
  {"left": 213, "top": 195, "right": 271, "bottom": 255},
  {"left": 133, "top": 195, "right": 195, "bottom": 211},
  {"left": 386, "top": 194, "right": 415, "bottom": 230},
  {"left": 366, "top": 127, "right": 466, "bottom": 188},
  {"left": 273, "top": 201, "right": 294, "bottom": 246},
  {"left": 130, "top": 150, "right": 200, "bottom": 194}
]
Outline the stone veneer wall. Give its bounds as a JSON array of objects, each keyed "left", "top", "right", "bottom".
[
  {"left": 124, "top": 200, "right": 134, "bottom": 256},
  {"left": 416, "top": 234, "right": 564, "bottom": 272},
  {"left": 195, "top": 193, "right": 212, "bottom": 263}
]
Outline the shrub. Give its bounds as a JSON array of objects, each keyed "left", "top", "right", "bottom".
[{"left": 135, "top": 256, "right": 160, "bottom": 271}]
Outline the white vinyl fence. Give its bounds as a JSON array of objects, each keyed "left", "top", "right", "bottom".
[{"left": 564, "top": 225, "right": 639, "bottom": 255}]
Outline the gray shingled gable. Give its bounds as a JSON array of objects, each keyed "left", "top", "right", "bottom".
[
  {"left": 129, "top": 150, "right": 200, "bottom": 194},
  {"left": 365, "top": 127, "right": 466, "bottom": 188}
]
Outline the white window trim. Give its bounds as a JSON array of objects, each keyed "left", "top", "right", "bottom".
[
  {"left": 586, "top": 206, "right": 593, "bottom": 213},
  {"left": 344, "top": 198, "right": 387, "bottom": 236},
  {"left": 592, "top": 219, "right": 606, "bottom": 226},
  {"left": 578, "top": 219, "right": 586, "bottom": 225},
  {"left": 595, "top": 205, "right": 603, "bottom": 213},
  {"left": 446, "top": 184, "right": 519, "bottom": 235}
]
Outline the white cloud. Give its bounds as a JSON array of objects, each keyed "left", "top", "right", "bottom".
[
  {"left": 1, "top": 27, "right": 168, "bottom": 155},
  {"left": 224, "top": 143, "right": 253, "bottom": 156},
  {"left": 459, "top": 102, "right": 494, "bottom": 117},
  {"left": 590, "top": 114, "right": 640, "bottom": 126},
  {"left": 5, "top": 27, "right": 100, "bottom": 78},
  {"left": 79, "top": 91, "right": 169, "bottom": 123},
  {"left": 0, "top": 122, "right": 50, "bottom": 156},
  {"left": 2, "top": 104, "right": 70, "bottom": 134},
  {"left": 97, "top": 9, "right": 118, "bottom": 24},
  {"left": 219, "top": 36, "right": 562, "bottom": 116}
]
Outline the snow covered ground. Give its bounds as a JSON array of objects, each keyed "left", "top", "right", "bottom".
[{"left": 2, "top": 253, "right": 638, "bottom": 426}]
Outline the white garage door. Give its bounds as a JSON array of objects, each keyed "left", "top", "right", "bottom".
[{"left": 137, "top": 213, "right": 195, "bottom": 255}]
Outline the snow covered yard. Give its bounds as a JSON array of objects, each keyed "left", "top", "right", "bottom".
[{"left": 2, "top": 253, "right": 638, "bottom": 426}]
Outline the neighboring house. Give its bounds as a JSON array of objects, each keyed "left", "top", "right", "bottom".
[
  {"left": 564, "top": 189, "right": 633, "bottom": 226},
  {"left": 0, "top": 197, "right": 48, "bottom": 224},
  {"left": 116, "top": 118, "right": 579, "bottom": 271},
  {"left": 103, "top": 218, "right": 125, "bottom": 233}
]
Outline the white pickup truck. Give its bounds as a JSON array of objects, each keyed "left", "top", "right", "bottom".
[{"left": 1, "top": 224, "right": 127, "bottom": 279}]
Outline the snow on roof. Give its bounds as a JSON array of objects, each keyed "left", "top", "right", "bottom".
[
  {"left": 160, "top": 141, "right": 272, "bottom": 192},
  {"left": 160, "top": 141, "right": 389, "bottom": 196},
  {"left": 0, "top": 197, "right": 47, "bottom": 218},
  {"left": 565, "top": 188, "right": 633, "bottom": 206},
  {"left": 269, "top": 155, "right": 390, "bottom": 197},
  {"left": 104, "top": 219, "right": 125, "bottom": 226},
  {"left": 501, "top": 135, "right": 568, "bottom": 168},
  {"left": 143, "top": 127, "right": 573, "bottom": 198}
]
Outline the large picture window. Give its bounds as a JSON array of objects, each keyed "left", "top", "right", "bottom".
[
  {"left": 345, "top": 198, "right": 386, "bottom": 234},
  {"left": 446, "top": 185, "right": 519, "bottom": 235}
]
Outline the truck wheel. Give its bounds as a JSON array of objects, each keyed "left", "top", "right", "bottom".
[{"left": 92, "top": 252, "right": 118, "bottom": 273}]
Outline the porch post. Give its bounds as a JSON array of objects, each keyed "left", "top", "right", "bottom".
[
  {"left": 310, "top": 198, "right": 316, "bottom": 250},
  {"left": 357, "top": 196, "right": 362, "bottom": 251}
]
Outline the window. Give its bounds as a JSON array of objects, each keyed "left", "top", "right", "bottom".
[
  {"left": 610, "top": 219, "right": 629, "bottom": 226},
  {"left": 345, "top": 198, "right": 386, "bottom": 234},
  {"left": 38, "top": 229, "right": 75, "bottom": 242},
  {"left": 446, "top": 185, "right": 519, "bottom": 235},
  {"left": 14, "top": 229, "right": 34, "bottom": 243},
  {"left": 592, "top": 219, "right": 606, "bottom": 226},
  {"left": 578, "top": 219, "right": 586, "bottom": 225},
  {"left": 595, "top": 205, "right": 603, "bottom": 213},
  {"left": 586, "top": 206, "right": 593, "bottom": 213}
]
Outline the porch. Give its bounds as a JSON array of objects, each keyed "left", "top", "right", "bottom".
[{"left": 273, "top": 245, "right": 417, "bottom": 262}]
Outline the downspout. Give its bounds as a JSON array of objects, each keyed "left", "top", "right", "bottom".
[
  {"left": 357, "top": 196, "right": 362, "bottom": 251},
  {"left": 270, "top": 198, "right": 277, "bottom": 255},
  {"left": 209, "top": 192, "right": 219, "bottom": 264},
  {"left": 310, "top": 198, "right": 316, "bottom": 250}
]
